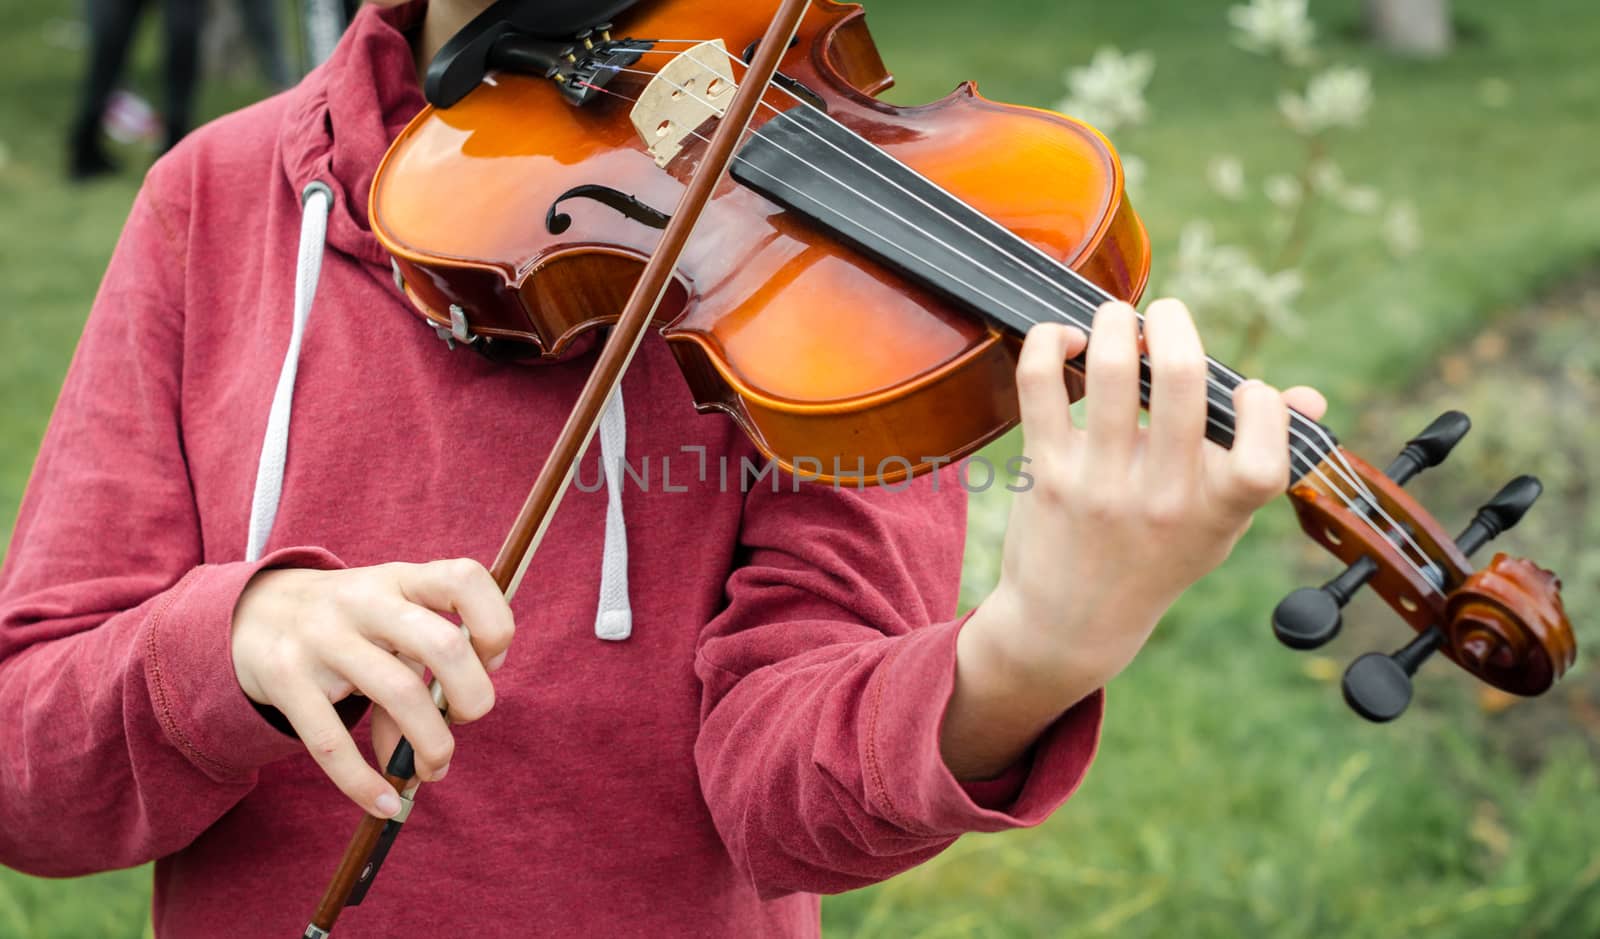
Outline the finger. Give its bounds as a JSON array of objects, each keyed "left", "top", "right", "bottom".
[
  {"left": 368, "top": 653, "right": 426, "bottom": 768},
  {"left": 1224, "top": 379, "right": 1292, "bottom": 511},
  {"left": 363, "top": 599, "right": 497, "bottom": 724},
  {"left": 325, "top": 639, "right": 456, "bottom": 780},
  {"left": 1282, "top": 385, "right": 1327, "bottom": 422},
  {"left": 1083, "top": 301, "right": 1144, "bottom": 470},
  {"left": 1142, "top": 299, "right": 1210, "bottom": 479},
  {"left": 394, "top": 559, "right": 516, "bottom": 671},
  {"left": 371, "top": 709, "right": 401, "bottom": 775},
  {"left": 1015, "top": 324, "right": 1087, "bottom": 454},
  {"left": 274, "top": 680, "right": 401, "bottom": 818}
]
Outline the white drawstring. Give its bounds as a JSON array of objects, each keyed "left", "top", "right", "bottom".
[
  {"left": 594, "top": 388, "right": 633, "bottom": 641},
  {"left": 246, "top": 181, "right": 331, "bottom": 563}
]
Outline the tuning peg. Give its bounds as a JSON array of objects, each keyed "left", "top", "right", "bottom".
[
  {"left": 1456, "top": 475, "right": 1542, "bottom": 557},
  {"left": 1342, "top": 626, "right": 1446, "bottom": 722},
  {"left": 1272, "top": 557, "right": 1378, "bottom": 650},
  {"left": 1384, "top": 411, "right": 1471, "bottom": 486}
]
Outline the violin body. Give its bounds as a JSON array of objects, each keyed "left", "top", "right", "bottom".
[{"left": 372, "top": 0, "right": 1148, "bottom": 483}]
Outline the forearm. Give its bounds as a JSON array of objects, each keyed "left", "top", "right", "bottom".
[{"left": 940, "top": 586, "right": 1148, "bottom": 780}]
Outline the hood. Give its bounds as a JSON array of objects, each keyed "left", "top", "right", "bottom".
[{"left": 278, "top": 1, "right": 429, "bottom": 268}]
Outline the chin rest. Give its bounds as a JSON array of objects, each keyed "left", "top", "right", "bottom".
[{"left": 425, "top": 0, "right": 647, "bottom": 107}]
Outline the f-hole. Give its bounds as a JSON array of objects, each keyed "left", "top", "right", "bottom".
[{"left": 546, "top": 184, "right": 674, "bottom": 235}]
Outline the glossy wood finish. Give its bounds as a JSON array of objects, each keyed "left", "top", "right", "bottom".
[
  {"left": 1289, "top": 450, "right": 1574, "bottom": 695},
  {"left": 372, "top": 0, "right": 1149, "bottom": 483},
  {"left": 1448, "top": 554, "right": 1574, "bottom": 695}
]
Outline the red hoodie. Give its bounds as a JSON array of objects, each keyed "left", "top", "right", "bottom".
[{"left": 0, "top": 4, "right": 1102, "bottom": 936}]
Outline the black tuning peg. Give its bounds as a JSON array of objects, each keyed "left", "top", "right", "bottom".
[
  {"left": 1384, "top": 410, "right": 1471, "bottom": 486},
  {"left": 1342, "top": 626, "right": 1446, "bottom": 722},
  {"left": 1272, "top": 557, "right": 1378, "bottom": 650},
  {"left": 1456, "top": 475, "right": 1541, "bottom": 557}
]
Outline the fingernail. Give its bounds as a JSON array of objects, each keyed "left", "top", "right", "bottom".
[
  {"left": 434, "top": 763, "right": 450, "bottom": 781},
  {"left": 375, "top": 792, "right": 402, "bottom": 818},
  {"left": 487, "top": 652, "right": 507, "bottom": 673}
]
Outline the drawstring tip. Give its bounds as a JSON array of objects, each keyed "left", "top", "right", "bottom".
[{"left": 596, "top": 609, "right": 633, "bottom": 642}]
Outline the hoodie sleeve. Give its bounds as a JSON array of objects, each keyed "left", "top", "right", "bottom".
[
  {"left": 0, "top": 176, "right": 344, "bottom": 877},
  {"left": 694, "top": 467, "right": 1104, "bottom": 899}
]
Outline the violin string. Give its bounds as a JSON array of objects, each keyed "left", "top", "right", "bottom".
[
  {"left": 574, "top": 67, "right": 1443, "bottom": 591},
  {"left": 608, "top": 47, "right": 1441, "bottom": 588},
  {"left": 569, "top": 61, "right": 1441, "bottom": 590},
  {"left": 656, "top": 49, "right": 1417, "bottom": 565},
  {"left": 575, "top": 81, "right": 1437, "bottom": 594}
]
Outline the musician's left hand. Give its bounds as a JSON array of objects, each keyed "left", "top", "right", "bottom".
[{"left": 941, "top": 299, "right": 1327, "bottom": 780}]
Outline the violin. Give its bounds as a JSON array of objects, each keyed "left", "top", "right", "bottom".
[{"left": 303, "top": 0, "right": 1576, "bottom": 934}]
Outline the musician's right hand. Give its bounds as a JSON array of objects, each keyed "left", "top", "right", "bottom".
[{"left": 231, "top": 560, "right": 515, "bottom": 816}]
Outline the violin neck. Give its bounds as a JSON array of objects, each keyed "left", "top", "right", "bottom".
[
  {"left": 1088, "top": 352, "right": 1332, "bottom": 487},
  {"left": 734, "top": 106, "right": 1335, "bottom": 487}
]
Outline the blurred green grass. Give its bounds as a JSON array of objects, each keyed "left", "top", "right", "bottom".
[{"left": 1, "top": 0, "right": 1597, "bottom": 937}]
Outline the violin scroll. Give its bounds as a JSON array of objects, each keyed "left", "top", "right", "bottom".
[
  {"left": 1277, "top": 411, "right": 1575, "bottom": 721},
  {"left": 1445, "top": 553, "right": 1573, "bottom": 696}
]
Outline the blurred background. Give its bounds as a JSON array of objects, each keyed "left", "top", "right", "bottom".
[{"left": 1, "top": 0, "right": 1597, "bottom": 936}]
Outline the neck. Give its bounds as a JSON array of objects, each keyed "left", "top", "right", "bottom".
[{"left": 414, "top": 0, "right": 495, "bottom": 83}]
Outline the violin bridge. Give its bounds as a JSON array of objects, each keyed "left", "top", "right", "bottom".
[{"left": 630, "top": 39, "right": 736, "bottom": 168}]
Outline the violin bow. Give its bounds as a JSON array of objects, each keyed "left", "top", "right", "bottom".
[{"left": 299, "top": 1, "right": 812, "bottom": 935}]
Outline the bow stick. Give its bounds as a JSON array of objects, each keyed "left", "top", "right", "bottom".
[{"left": 300, "top": 1, "right": 812, "bottom": 934}]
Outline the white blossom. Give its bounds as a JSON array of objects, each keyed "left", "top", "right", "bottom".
[
  {"left": 1279, "top": 67, "right": 1372, "bottom": 135},
  {"left": 1165, "top": 222, "right": 1305, "bottom": 335},
  {"left": 1303, "top": 159, "right": 1383, "bottom": 213},
  {"left": 1264, "top": 173, "right": 1302, "bottom": 208},
  {"left": 1384, "top": 201, "right": 1422, "bottom": 257},
  {"left": 1056, "top": 47, "right": 1155, "bottom": 133},
  {"left": 1229, "top": 0, "right": 1315, "bottom": 65},
  {"left": 1207, "top": 156, "right": 1247, "bottom": 200}
]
